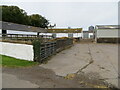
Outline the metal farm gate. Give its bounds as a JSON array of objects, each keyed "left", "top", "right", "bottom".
[
  {"left": 33, "top": 38, "right": 73, "bottom": 63},
  {"left": 40, "top": 42, "right": 56, "bottom": 62}
]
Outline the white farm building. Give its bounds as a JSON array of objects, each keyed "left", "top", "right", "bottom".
[{"left": 95, "top": 25, "right": 119, "bottom": 43}]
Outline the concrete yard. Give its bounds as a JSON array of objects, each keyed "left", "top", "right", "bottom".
[
  {"left": 2, "top": 73, "right": 39, "bottom": 88},
  {"left": 2, "top": 43, "right": 119, "bottom": 88},
  {"left": 40, "top": 43, "right": 119, "bottom": 88}
]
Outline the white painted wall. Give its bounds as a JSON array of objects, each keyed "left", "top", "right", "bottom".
[
  {"left": 8, "top": 30, "right": 37, "bottom": 35},
  {"left": 56, "top": 33, "right": 68, "bottom": 37},
  {"left": 0, "top": 29, "right": 2, "bottom": 37},
  {"left": 89, "top": 33, "right": 93, "bottom": 38},
  {"left": 97, "top": 29, "right": 119, "bottom": 38},
  {"left": 81, "top": 32, "right": 93, "bottom": 39},
  {"left": 0, "top": 42, "right": 34, "bottom": 61},
  {"left": 73, "top": 33, "right": 81, "bottom": 38},
  {"left": 0, "top": 29, "right": 1, "bottom": 34},
  {"left": 56, "top": 33, "right": 81, "bottom": 38}
]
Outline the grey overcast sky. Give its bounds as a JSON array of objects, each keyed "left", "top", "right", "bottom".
[{"left": 1, "top": 0, "right": 118, "bottom": 30}]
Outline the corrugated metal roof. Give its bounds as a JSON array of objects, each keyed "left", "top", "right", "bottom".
[
  {"left": 96, "top": 25, "right": 120, "bottom": 29},
  {"left": 0, "top": 21, "right": 47, "bottom": 33}
]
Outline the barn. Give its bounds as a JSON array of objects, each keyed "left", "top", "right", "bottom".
[
  {"left": 81, "top": 30, "right": 94, "bottom": 39},
  {"left": 95, "top": 25, "right": 120, "bottom": 43},
  {"left": 48, "top": 28, "right": 82, "bottom": 38}
]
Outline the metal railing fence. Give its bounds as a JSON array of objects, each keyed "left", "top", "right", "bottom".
[{"left": 33, "top": 38, "right": 73, "bottom": 63}]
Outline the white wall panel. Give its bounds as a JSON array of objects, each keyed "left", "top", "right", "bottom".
[
  {"left": 0, "top": 42, "right": 34, "bottom": 61},
  {"left": 97, "top": 29, "right": 118, "bottom": 38}
]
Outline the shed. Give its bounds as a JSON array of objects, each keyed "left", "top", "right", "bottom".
[
  {"left": 0, "top": 21, "right": 47, "bottom": 35},
  {"left": 95, "top": 25, "right": 120, "bottom": 43}
]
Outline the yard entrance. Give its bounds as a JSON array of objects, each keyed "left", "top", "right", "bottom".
[
  {"left": 40, "top": 43, "right": 118, "bottom": 88},
  {"left": 2, "top": 43, "right": 118, "bottom": 88}
]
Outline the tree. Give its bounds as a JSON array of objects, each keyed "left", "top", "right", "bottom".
[
  {"left": 1, "top": 5, "right": 49, "bottom": 28},
  {"left": 28, "top": 14, "right": 49, "bottom": 28},
  {"left": 2, "top": 5, "right": 29, "bottom": 25}
]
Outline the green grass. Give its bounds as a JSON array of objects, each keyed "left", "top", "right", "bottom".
[{"left": 0, "top": 55, "right": 39, "bottom": 67}]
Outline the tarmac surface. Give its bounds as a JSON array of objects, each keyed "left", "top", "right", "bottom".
[{"left": 2, "top": 43, "right": 119, "bottom": 88}]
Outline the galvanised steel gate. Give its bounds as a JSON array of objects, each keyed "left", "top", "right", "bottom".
[
  {"left": 33, "top": 38, "right": 73, "bottom": 63},
  {"left": 56, "top": 38, "right": 73, "bottom": 50},
  {"left": 40, "top": 42, "right": 56, "bottom": 62}
]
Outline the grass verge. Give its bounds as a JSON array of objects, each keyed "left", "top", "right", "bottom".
[{"left": 0, "top": 55, "right": 39, "bottom": 67}]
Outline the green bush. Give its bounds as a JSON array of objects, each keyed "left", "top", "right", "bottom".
[{"left": 32, "top": 40, "right": 41, "bottom": 62}]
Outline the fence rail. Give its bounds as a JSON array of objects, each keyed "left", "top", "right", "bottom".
[
  {"left": 33, "top": 38, "right": 73, "bottom": 63},
  {"left": 0, "top": 34, "right": 53, "bottom": 42},
  {"left": 1, "top": 33, "right": 73, "bottom": 63},
  {"left": 40, "top": 42, "right": 56, "bottom": 62},
  {"left": 56, "top": 38, "right": 73, "bottom": 50}
]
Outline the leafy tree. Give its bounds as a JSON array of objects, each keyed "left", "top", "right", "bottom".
[
  {"left": 1, "top": 5, "right": 49, "bottom": 28},
  {"left": 2, "top": 5, "right": 28, "bottom": 25},
  {"left": 28, "top": 14, "right": 49, "bottom": 28}
]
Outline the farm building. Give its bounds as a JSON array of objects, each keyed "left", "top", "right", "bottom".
[
  {"left": 48, "top": 28, "right": 82, "bottom": 38},
  {"left": 0, "top": 21, "right": 47, "bottom": 35},
  {"left": 0, "top": 21, "right": 74, "bottom": 62},
  {"left": 88, "top": 26, "right": 94, "bottom": 31},
  {"left": 95, "top": 25, "right": 120, "bottom": 43},
  {"left": 81, "top": 30, "right": 94, "bottom": 39}
]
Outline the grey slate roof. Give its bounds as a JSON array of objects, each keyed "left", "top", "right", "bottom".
[{"left": 0, "top": 21, "right": 47, "bottom": 33}]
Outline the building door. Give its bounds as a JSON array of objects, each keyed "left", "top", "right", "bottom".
[
  {"left": 83, "top": 33, "right": 88, "bottom": 38},
  {"left": 68, "top": 33, "right": 73, "bottom": 38},
  {"left": 52, "top": 33, "right": 56, "bottom": 38}
]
